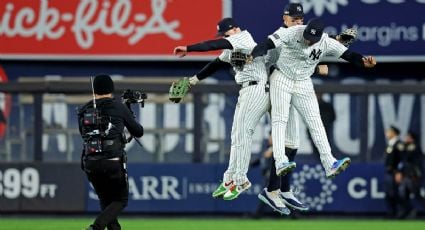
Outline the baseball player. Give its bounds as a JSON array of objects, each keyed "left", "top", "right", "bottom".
[
  {"left": 259, "top": 3, "right": 358, "bottom": 213},
  {"left": 251, "top": 18, "right": 376, "bottom": 184},
  {"left": 173, "top": 18, "right": 287, "bottom": 209}
]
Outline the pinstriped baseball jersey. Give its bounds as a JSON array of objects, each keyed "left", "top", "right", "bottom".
[
  {"left": 219, "top": 30, "right": 271, "bottom": 186},
  {"left": 219, "top": 30, "right": 268, "bottom": 84},
  {"left": 269, "top": 25, "right": 347, "bottom": 80},
  {"left": 265, "top": 25, "right": 348, "bottom": 174}
]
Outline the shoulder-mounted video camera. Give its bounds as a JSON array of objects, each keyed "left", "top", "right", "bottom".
[{"left": 121, "top": 89, "right": 147, "bottom": 108}]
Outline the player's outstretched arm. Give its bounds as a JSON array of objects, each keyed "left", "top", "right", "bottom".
[
  {"left": 173, "top": 39, "right": 233, "bottom": 58},
  {"left": 251, "top": 39, "right": 276, "bottom": 59},
  {"left": 194, "top": 58, "right": 231, "bottom": 83},
  {"left": 340, "top": 50, "right": 377, "bottom": 68}
]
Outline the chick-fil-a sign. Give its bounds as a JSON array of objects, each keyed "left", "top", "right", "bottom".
[{"left": 0, "top": 0, "right": 228, "bottom": 60}]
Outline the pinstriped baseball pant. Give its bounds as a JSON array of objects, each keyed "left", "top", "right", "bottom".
[
  {"left": 223, "top": 82, "right": 270, "bottom": 185},
  {"left": 270, "top": 70, "right": 336, "bottom": 172},
  {"left": 285, "top": 104, "right": 300, "bottom": 149}
]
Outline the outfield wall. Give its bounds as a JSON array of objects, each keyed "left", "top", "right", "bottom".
[{"left": 1, "top": 162, "right": 424, "bottom": 214}]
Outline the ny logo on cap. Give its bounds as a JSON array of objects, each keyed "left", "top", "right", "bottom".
[
  {"left": 310, "top": 29, "right": 316, "bottom": 35},
  {"left": 297, "top": 6, "right": 302, "bottom": 11}
]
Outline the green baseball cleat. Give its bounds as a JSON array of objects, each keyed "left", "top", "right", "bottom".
[
  {"left": 223, "top": 181, "right": 251, "bottom": 201},
  {"left": 212, "top": 181, "right": 233, "bottom": 198}
]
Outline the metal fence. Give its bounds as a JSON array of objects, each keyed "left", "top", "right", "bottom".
[{"left": 1, "top": 78, "right": 424, "bottom": 163}]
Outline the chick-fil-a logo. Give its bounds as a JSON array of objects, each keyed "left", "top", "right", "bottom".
[{"left": 0, "top": 0, "right": 226, "bottom": 58}]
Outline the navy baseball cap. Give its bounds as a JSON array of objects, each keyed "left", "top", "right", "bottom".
[
  {"left": 216, "top": 17, "right": 238, "bottom": 36},
  {"left": 283, "top": 3, "right": 304, "bottom": 17},
  {"left": 303, "top": 18, "right": 325, "bottom": 44}
]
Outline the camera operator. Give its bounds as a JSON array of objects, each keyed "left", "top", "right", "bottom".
[{"left": 78, "top": 74, "right": 144, "bottom": 230}]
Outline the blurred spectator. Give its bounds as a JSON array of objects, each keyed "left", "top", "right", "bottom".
[
  {"left": 310, "top": 93, "right": 336, "bottom": 156},
  {"left": 396, "top": 131, "right": 425, "bottom": 218},
  {"left": 383, "top": 125, "right": 404, "bottom": 218}
]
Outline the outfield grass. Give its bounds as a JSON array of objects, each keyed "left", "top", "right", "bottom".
[{"left": 0, "top": 218, "right": 424, "bottom": 230}]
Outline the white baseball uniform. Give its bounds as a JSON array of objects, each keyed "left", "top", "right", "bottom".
[
  {"left": 220, "top": 30, "right": 270, "bottom": 185},
  {"left": 267, "top": 25, "right": 347, "bottom": 173}
]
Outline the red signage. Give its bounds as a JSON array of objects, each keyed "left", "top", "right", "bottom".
[
  {"left": 0, "top": 0, "right": 228, "bottom": 60},
  {"left": 0, "top": 65, "right": 11, "bottom": 139}
]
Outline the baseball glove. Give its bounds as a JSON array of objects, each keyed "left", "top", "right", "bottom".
[
  {"left": 337, "top": 28, "right": 357, "bottom": 47},
  {"left": 230, "top": 51, "right": 250, "bottom": 71},
  {"left": 169, "top": 77, "right": 191, "bottom": 103}
]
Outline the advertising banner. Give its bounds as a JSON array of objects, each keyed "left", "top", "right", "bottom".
[
  {"left": 86, "top": 163, "right": 425, "bottom": 213},
  {"left": 0, "top": 0, "right": 229, "bottom": 60},
  {"left": 0, "top": 163, "right": 86, "bottom": 212},
  {"left": 234, "top": 0, "right": 425, "bottom": 62}
]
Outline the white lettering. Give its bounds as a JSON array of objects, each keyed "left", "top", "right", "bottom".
[
  {"left": 127, "top": 176, "right": 183, "bottom": 200},
  {"left": 361, "top": 0, "right": 380, "bottom": 3},
  {"left": 0, "top": 1, "right": 65, "bottom": 40},
  {"left": 301, "top": 0, "right": 348, "bottom": 16},
  {"left": 333, "top": 78, "right": 367, "bottom": 156},
  {"left": 203, "top": 92, "right": 226, "bottom": 154},
  {"left": 370, "top": 177, "right": 385, "bottom": 199},
  {"left": 135, "top": 103, "right": 156, "bottom": 153},
  {"left": 349, "top": 23, "right": 419, "bottom": 47},
  {"left": 39, "top": 184, "right": 57, "bottom": 198},
  {"left": 377, "top": 80, "right": 415, "bottom": 136},
  {"left": 14, "top": 7, "right": 37, "bottom": 37},
  {"left": 128, "top": 177, "right": 141, "bottom": 199},
  {"left": 348, "top": 177, "right": 367, "bottom": 199},
  {"left": 36, "top": 0, "right": 64, "bottom": 40},
  {"left": 72, "top": 0, "right": 135, "bottom": 49},
  {"left": 163, "top": 103, "right": 180, "bottom": 154},
  {"left": 2, "top": 168, "right": 20, "bottom": 199},
  {"left": 129, "top": 0, "right": 181, "bottom": 45},
  {"left": 185, "top": 103, "right": 194, "bottom": 153},
  {"left": 0, "top": 4, "right": 15, "bottom": 36},
  {"left": 21, "top": 168, "right": 39, "bottom": 198},
  {"left": 42, "top": 77, "right": 69, "bottom": 154},
  {"left": 140, "top": 176, "right": 161, "bottom": 199},
  {"left": 1, "top": 0, "right": 181, "bottom": 49},
  {"left": 161, "top": 176, "right": 181, "bottom": 199}
]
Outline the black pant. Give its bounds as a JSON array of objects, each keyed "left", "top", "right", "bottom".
[
  {"left": 85, "top": 159, "right": 128, "bottom": 230},
  {"left": 267, "top": 148, "right": 297, "bottom": 192},
  {"left": 384, "top": 172, "right": 398, "bottom": 218}
]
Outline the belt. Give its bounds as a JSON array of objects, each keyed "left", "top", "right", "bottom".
[{"left": 239, "top": 81, "right": 258, "bottom": 88}]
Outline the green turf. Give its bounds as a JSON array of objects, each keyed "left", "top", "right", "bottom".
[{"left": 0, "top": 218, "right": 424, "bottom": 230}]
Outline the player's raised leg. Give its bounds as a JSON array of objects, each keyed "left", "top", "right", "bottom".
[
  {"left": 291, "top": 79, "right": 350, "bottom": 178},
  {"left": 269, "top": 71, "right": 296, "bottom": 177},
  {"left": 280, "top": 106, "right": 309, "bottom": 210},
  {"left": 223, "top": 83, "right": 270, "bottom": 200},
  {"left": 212, "top": 97, "right": 242, "bottom": 198}
]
